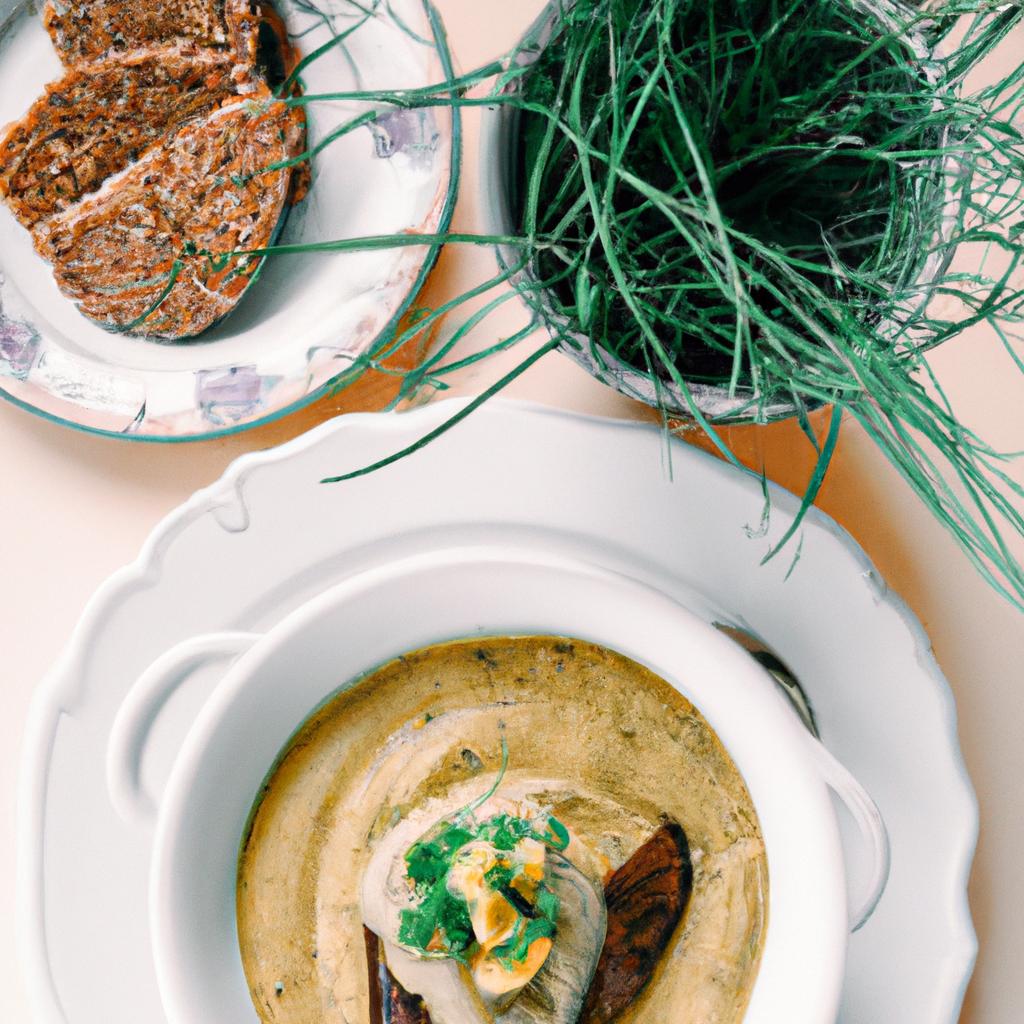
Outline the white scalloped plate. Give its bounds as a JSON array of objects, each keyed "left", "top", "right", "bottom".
[
  {"left": 0, "top": 0, "right": 457, "bottom": 440},
  {"left": 18, "top": 400, "right": 977, "bottom": 1023}
]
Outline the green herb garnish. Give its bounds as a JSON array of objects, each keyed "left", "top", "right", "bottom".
[
  {"left": 494, "top": 915, "right": 558, "bottom": 970},
  {"left": 397, "top": 738, "right": 567, "bottom": 968}
]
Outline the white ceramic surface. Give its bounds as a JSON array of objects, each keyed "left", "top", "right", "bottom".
[
  {"left": 19, "top": 399, "right": 977, "bottom": 1024},
  {"left": 133, "top": 550, "right": 885, "bottom": 1024},
  {"left": 0, "top": 0, "right": 457, "bottom": 439}
]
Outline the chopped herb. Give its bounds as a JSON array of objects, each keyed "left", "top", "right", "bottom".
[
  {"left": 542, "top": 817, "right": 571, "bottom": 852},
  {"left": 438, "top": 894, "right": 473, "bottom": 952},
  {"left": 535, "top": 888, "right": 560, "bottom": 922},
  {"left": 484, "top": 863, "right": 517, "bottom": 891},
  {"left": 398, "top": 881, "right": 448, "bottom": 949},
  {"left": 405, "top": 826, "right": 474, "bottom": 888},
  {"left": 396, "top": 739, "right": 568, "bottom": 970},
  {"left": 495, "top": 915, "right": 558, "bottom": 969}
]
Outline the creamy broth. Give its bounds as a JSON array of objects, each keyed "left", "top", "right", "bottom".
[{"left": 237, "top": 637, "right": 768, "bottom": 1023}]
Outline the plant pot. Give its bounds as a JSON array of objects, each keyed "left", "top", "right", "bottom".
[{"left": 480, "top": 0, "right": 951, "bottom": 425}]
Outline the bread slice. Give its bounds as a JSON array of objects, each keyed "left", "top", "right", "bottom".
[
  {"left": 0, "top": 49, "right": 239, "bottom": 228},
  {"left": 42, "top": 0, "right": 254, "bottom": 66},
  {"left": 33, "top": 94, "right": 305, "bottom": 339}
]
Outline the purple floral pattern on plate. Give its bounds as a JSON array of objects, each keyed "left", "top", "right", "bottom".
[
  {"left": 196, "top": 366, "right": 268, "bottom": 426},
  {"left": 370, "top": 109, "right": 439, "bottom": 163},
  {"left": 0, "top": 316, "right": 41, "bottom": 381}
]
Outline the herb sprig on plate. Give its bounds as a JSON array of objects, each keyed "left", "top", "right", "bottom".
[{"left": 397, "top": 740, "right": 569, "bottom": 968}]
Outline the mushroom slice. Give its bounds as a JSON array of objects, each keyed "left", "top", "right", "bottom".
[{"left": 580, "top": 823, "right": 694, "bottom": 1024}]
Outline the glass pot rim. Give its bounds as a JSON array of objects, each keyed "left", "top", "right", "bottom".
[{"left": 480, "top": 0, "right": 957, "bottom": 425}]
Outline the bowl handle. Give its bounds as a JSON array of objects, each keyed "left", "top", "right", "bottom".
[
  {"left": 808, "top": 736, "right": 892, "bottom": 932},
  {"left": 106, "top": 632, "right": 261, "bottom": 826}
]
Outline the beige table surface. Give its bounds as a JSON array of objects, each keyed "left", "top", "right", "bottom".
[{"left": 1, "top": 3, "right": 1022, "bottom": 1022}]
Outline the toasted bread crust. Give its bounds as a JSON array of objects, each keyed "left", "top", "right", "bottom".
[
  {"left": 34, "top": 94, "right": 305, "bottom": 339},
  {"left": 42, "top": 0, "right": 255, "bottom": 66},
  {"left": 0, "top": 49, "right": 237, "bottom": 228},
  {"left": 1, "top": 1, "right": 308, "bottom": 340}
]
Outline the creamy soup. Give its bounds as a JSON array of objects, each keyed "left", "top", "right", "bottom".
[{"left": 237, "top": 636, "right": 768, "bottom": 1023}]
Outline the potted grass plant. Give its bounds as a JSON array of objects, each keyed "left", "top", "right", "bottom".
[
  {"left": 258, "top": 0, "right": 1024, "bottom": 608},
  {"left": 472, "top": 0, "right": 1024, "bottom": 606}
]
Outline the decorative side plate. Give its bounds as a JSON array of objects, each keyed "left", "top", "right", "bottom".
[{"left": 0, "top": 0, "right": 458, "bottom": 440}]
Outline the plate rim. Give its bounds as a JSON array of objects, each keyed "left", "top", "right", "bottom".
[{"left": 16, "top": 397, "right": 980, "bottom": 1022}]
